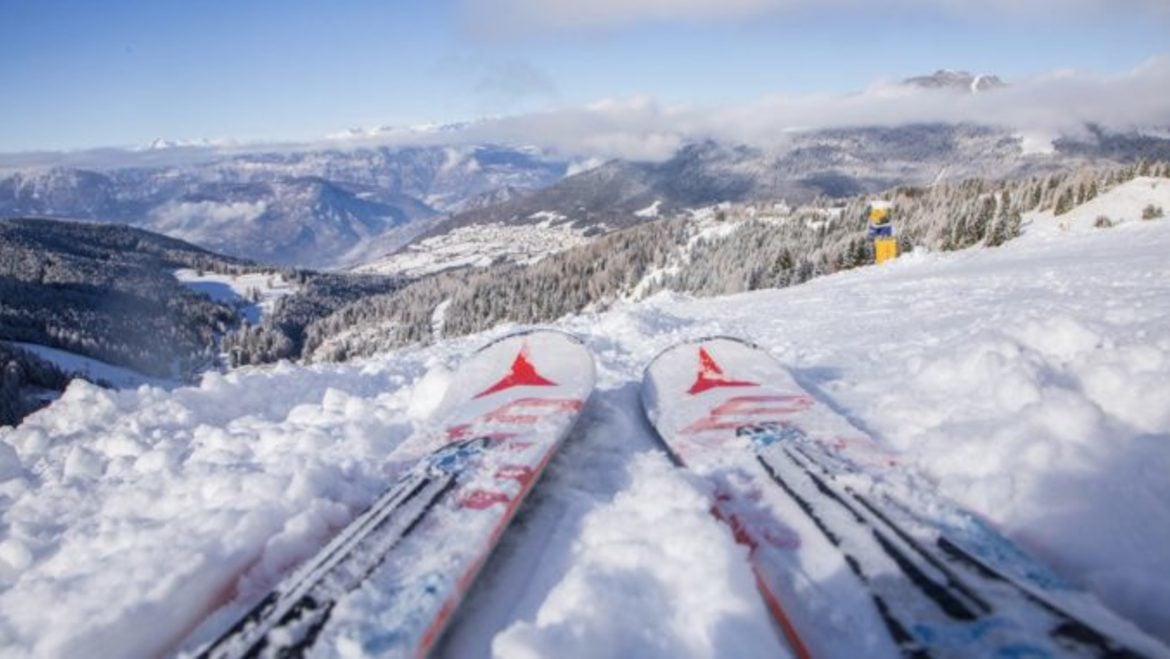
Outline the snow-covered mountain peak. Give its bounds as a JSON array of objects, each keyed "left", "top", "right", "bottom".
[{"left": 903, "top": 69, "right": 1006, "bottom": 93}]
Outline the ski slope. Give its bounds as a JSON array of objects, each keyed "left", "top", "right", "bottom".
[
  {"left": 174, "top": 269, "right": 299, "bottom": 325},
  {"left": 1, "top": 341, "right": 177, "bottom": 390},
  {"left": 1, "top": 185, "right": 1169, "bottom": 658}
]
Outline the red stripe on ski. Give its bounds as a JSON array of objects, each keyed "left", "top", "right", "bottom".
[
  {"left": 753, "top": 570, "right": 813, "bottom": 659},
  {"left": 415, "top": 406, "right": 575, "bottom": 656},
  {"left": 495, "top": 464, "right": 536, "bottom": 484},
  {"left": 688, "top": 346, "right": 758, "bottom": 395},
  {"left": 682, "top": 395, "right": 813, "bottom": 434},
  {"left": 484, "top": 398, "right": 583, "bottom": 424},
  {"left": 674, "top": 442, "right": 811, "bottom": 659},
  {"left": 475, "top": 349, "right": 557, "bottom": 399},
  {"left": 459, "top": 490, "right": 512, "bottom": 509}
]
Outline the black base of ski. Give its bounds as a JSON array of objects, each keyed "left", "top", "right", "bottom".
[
  {"left": 199, "top": 438, "right": 485, "bottom": 659},
  {"left": 748, "top": 423, "right": 1142, "bottom": 657}
]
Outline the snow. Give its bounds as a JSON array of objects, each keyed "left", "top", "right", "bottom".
[
  {"left": 1023, "top": 176, "right": 1170, "bottom": 237},
  {"left": 634, "top": 200, "right": 661, "bottom": 218},
  {"left": 354, "top": 221, "right": 592, "bottom": 278},
  {"left": 527, "top": 210, "right": 567, "bottom": 224},
  {"left": 491, "top": 453, "right": 782, "bottom": 659},
  {"left": 1, "top": 341, "right": 176, "bottom": 390},
  {"left": 1015, "top": 130, "right": 1057, "bottom": 156},
  {"left": 2, "top": 187, "right": 1170, "bottom": 657},
  {"left": 174, "top": 269, "right": 299, "bottom": 324},
  {"left": 565, "top": 158, "right": 605, "bottom": 177},
  {"left": 431, "top": 298, "right": 453, "bottom": 340},
  {"left": 628, "top": 209, "right": 756, "bottom": 299}
]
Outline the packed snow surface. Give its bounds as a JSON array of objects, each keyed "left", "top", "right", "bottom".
[{"left": 2, "top": 193, "right": 1170, "bottom": 657}]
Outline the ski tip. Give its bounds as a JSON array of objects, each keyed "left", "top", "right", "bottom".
[
  {"left": 644, "top": 335, "right": 764, "bottom": 370},
  {"left": 471, "top": 327, "right": 588, "bottom": 356}
]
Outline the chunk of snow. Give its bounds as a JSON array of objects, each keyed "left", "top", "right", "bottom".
[{"left": 634, "top": 200, "right": 661, "bottom": 218}]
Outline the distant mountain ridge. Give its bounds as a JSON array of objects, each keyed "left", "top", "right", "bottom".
[
  {"left": 0, "top": 144, "right": 569, "bottom": 268},
  {"left": 5, "top": 118, "right": 1170, "bottom": 273}
]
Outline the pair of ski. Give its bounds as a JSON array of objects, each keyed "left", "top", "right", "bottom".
[{"left": 195, "top": 331, "right": 1166, "bottom": 658}]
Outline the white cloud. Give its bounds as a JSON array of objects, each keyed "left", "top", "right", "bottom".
[
  {"left": 459, "top": 95, "right": 690, "bottom": 161},
  {"left": 443, "top": 55, "right": 1170, "bottom": 160},
  {"left": 4, "top": 57, "right": 1168, "bottom": 169},
  {"left": 150, "top": 200, "right": 269, "bottom": 242},
  {"left": 717, "top": 56, "right": 1170, "bottom": 141}
]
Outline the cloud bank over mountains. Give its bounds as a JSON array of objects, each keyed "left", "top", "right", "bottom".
[
  {"left": 328, "top": 57, "right": 1170, "bottom": 161},
  {"left": 3, "top": 57, "right": 1168, "bottom": 168}
]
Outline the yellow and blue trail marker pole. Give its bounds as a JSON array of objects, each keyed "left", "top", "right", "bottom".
[{"left": 866, "top": 201, "right": 898, "bottom": 264}]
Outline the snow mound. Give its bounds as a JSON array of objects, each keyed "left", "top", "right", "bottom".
[
  {"left": 0, "top": 359, "right": 427, "bottom": 658},
  {"left": 634, "top": 200, "right": 661, "bottom": 218},
  {"left": 493, "top": 452, "right": 783, "bottom": 659}
]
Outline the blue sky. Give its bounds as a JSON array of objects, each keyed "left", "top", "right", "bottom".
[{"left": 1, "top": 0, "right": 1167, "bottom": 152}]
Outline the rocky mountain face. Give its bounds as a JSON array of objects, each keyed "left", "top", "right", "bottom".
[{"left": 902, "top": 69, "right": 1006, "bottom": 92}]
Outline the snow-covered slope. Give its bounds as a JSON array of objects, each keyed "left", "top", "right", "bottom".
[
  {"left": 1025, "top": 176, "right": 1169, "bottom": 236},
  {"left": 0, "top": 342, "right": 177, "bottom": 391},
  {"left": 174, "top": 269, "right": 299, "bottom": 325},
  {"left": 1, "top": 202, "right": 1169, "bottom": 657},
  {"left": 353, "top": 214, "right": 594, "bottom": 277}
]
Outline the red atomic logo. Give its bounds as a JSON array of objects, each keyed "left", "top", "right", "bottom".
[
  {"left": 474, "top": 349, "right": 557, "bottom": 399},
  {"left": 688, "top": 346, "right": 758, "bottom": 395}
]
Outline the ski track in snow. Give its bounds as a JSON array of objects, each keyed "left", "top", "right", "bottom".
[{"left": 1, "top": 203, "right": 1170, "bottom": 657}]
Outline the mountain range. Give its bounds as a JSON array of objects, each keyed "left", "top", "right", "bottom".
[
  {"left": 0, "top": 144, "right": 567, "bottom": 268},
  {"left": 357, "top": 123, "right": 1170, "bottom": 275},
  {"left": 3, "top": 87, "right": 1169, "bottom": 272}
]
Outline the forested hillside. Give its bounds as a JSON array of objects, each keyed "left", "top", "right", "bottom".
[
  {"left": 0, "top": 218, "right": 413, "bottom": 425},
  {"left": 0, "top": 344, "right": 71, "bottom": 426},
  {"left": 272, "top": 161, "right": 1167, "bottom": 363},
  {"left": 0, "top": 219, "right": 260, "bottom": 424},
  {"left": 221, "top": 272, "right": 407, "bottom": 367}
]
